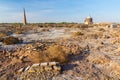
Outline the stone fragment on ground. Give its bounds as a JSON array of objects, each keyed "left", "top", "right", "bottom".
[
  {"left": 17, "top": 62, "right": 61, "bottom": 80},
  {"left": 52, "top": 75, "right": 83, "bottom": 80}
]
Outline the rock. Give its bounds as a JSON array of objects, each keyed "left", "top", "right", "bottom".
[
  {"left": 44, "top": 66, "right": 52, "bottom": 71},
  {"left": 24, "top": 66, "right": 30, "bottom": 72},
  {"left": 52, "top": 75, "right": 83, "bottom": 80},
  {"left": 48, "top": 62, "right": 59, "bottom": 66},
  {"left": 40, "top": 62, "right": 48, "bottom": 66},
  {"left": 18, "top": 62, "right": 61, "bottom": 80},
  {"left": 31, "top": 63, "right": 40, "bottom": 67},
  {"left": 18, "top": 68, "right": 24, "bottom": 75},
  {"left": 53, "top": 66, "right": 61, "bottom": 71},
  {"left": 27, "top": 67, "right": 35, "bottom": 73}
]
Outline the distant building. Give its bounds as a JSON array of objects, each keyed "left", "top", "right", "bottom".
[
  {"left": 23, "top": 8, "right": 27, "bottom": 25},
  {"left": 84, "top": 16, "right": 93, "bottom": 24}
]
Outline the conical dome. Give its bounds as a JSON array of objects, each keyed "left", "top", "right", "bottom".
[{"left": 86, "top": 16, "right": 92, "bottom": 19}]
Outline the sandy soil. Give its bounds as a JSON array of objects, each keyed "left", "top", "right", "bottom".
[{"left": 1, "top": 26, "right": 120, "bottom": 80}]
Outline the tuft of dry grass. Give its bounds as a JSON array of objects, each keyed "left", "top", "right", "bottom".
[
  {"left": 27, "top": 51, "right": 50, "bottom": 63},
  {"left": 86, "top": 31, "right": 103, "bottom": 39},
  {"left": 15, "top": 31, "right": 22, "bottom": 34},
  {"left": 3, "top": 36, "right": 22, "bottom": 45},
  {"left": 87, "top": 53, "right": 110, "bottom": 65},
  {"left": 40, "top": 28, "right": 50, "bottom": 32},
  {"left": 0, "top": 32, "right": 7, "bottom": 38},
  {"left": 47, "top": 45, "right": 69, "bottom": 63},
  {"left": 98, "top": 28, "right": 105, "bottom": 32},
  {"left": 72, "top": 31, "right": 84, "bottom": 37},
  {"left": 26, "top": 44, "right": 69, "bottom": 64},
  {"left": 0, "top": 32, "right": 8, "bottom": 42}
]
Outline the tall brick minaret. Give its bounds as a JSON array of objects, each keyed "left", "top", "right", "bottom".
[{"left": 23, "top": 8, "right": 27, "bottom": 25}]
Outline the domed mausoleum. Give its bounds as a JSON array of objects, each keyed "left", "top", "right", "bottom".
[{"left": 84, "top": 16, "right": 93, "bottom": 24}]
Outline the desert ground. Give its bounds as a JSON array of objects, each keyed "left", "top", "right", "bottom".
[{"left": 0, "top": 23, "right": 120, "bottom": 80}]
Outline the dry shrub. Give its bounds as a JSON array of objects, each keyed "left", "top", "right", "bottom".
[
  {"left": 87, "top": 33, "right": 98, "bottom": 39},
  {"left": 27, "top": 51, "right": 49, "bottom": 63},
  {"left": 71, "top": 24, "right": 80, "bottom": 28},
  {"left": 87, "top": 53, "right": 110, "bottom": 65},
  {"left": 3, "top": 36, "right": 22, "bottom": 45},
  {"left": 26, "top": 44, "right": 69, "bottom": 64},
  {"left": 112, "top": 38, "right": 120, "bottom": 44},
  {"left": 10, "top": 57, "right": 22, "bottom": 65},
  {"left": 15, "top": 31, "right": 22, "bottom": 34},
  {"left": 0, "top": 32, "right": 7, "bottom": 38},
  {"left": 68, "top": 45, "right": 82, "bottom": 55},
  {"left": 73, "top": 31, "right": 84, "bottom": 36},
  {"left": 47, "top": 45, "right": 69, "bottom": 63},
  {"left": 0, "top": 32, "right": 8, "bottom": 42},
  {"left": 98, "top": 28, "right": 105, "bottom": 32},
  {"left": 109, "top": 61, "right": 120, "bottom": 78},
  {"left": 111, "top": 30, "right": 120, "bottom": 37},
  {"left": 80, "top": 24, "right": 88, "bottom": 28},
  {"left": 87, "top": 31, "right": 103, "bottom": 39}
]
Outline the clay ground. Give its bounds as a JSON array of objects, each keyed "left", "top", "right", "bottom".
[{"left": 0, "top": 25, "right": 120, "bottom": 80}]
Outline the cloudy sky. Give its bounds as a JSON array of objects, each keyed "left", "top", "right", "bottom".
[{"left": 0, "top": 0, "right": 120, "bottom": 23}]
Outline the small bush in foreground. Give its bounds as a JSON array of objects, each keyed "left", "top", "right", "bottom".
[
  {"left": 28, "top": 51, "right": 50, "bottom": 63},
  {"left": 27, "top": 44, "right": 69, "bottom": 64},
  {"left": 47, "top": 45, "right": 69, "bottom": 63}
]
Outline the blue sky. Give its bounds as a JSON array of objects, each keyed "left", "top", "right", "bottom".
[{"left": 0, "top": 0, "right": 120, "bottom": 23}]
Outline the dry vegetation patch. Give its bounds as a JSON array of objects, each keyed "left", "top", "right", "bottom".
[
  {"left": 72, "top": 31, "right": 84, "bottom": 37},
  {"left": 47, "top": 45, "right": 69, "bottom": 63},
  {"left": 20, "top": 44, "right": 69, "bottom": 64},
  {"left": 0, "top": 32, "right": 7, "bottom": 38},
  {"left": 29, "top": 45, "right": 69, "bottom": 64},
  {"left": 98, "top": 28, "right": 105, "bottom": 32},
  {"left": 87, "top": 53, "right": 110, "bottom": 65},
  {"left": 3, "top": 36, "right": 22, "bottom": 45},
  {"left": 27, "top": 50, "right": 50, "bottom": 63},
  {"left": 0, "top": 32, "right": 8, "bottom": 41}
]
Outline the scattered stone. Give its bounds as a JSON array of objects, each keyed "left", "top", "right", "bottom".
[
  {"left": 44, "top": 66, "right": 52, "bottom": 71},
  {"left": 18, "top": 68, "right": 24, "bottom": 75},
  {"left": 52, "top": 75, "right": 83, "bottom": 80},
  {"left": 32, "top": 63, "right": 40, "bottom": 67},
  {"left": 48, "top": 62, "right": 59, "bottom": 66},
  {"left": 40, "top": 62, "right": 48, "bottom": 66},
  {"left": 24, "top": 66, "right": 30, "bottom": 72},
  {"left": 18, "top": 62, "right": 61, "bottom": 80},
  {"left": 53, "top": 65, "right": 61, "bottom": 71}
]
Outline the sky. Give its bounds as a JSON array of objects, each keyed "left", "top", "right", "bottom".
[{"left": 0, "top": 0, "right": 120, "bottom": 23}]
